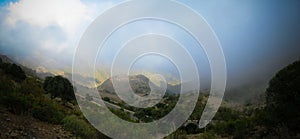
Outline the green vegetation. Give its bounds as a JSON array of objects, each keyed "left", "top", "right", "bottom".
[
  {"left": 164, "top": 60, "right": 300, "bottom": 138},
  {"left": 103, "top": 96, "right": 110, "bottom": 102},
  {"left": 109, "top": 108, "right": 134, "bottom": 122},
  {"left": 265, "top": 60, "right": 300, "bottom": 135},
  {"left": 1, "top": 57, "right": 300, "bottom": 139},
  {"left": 44, "top": 75, "right": 76, "bottom": 102},
  {"left": 62, "top": 115, "right": 105, "bottom": 138},
  {"left": 0, "top": 62, "right": 26, "bottom": 82},
  {"left": 123, "top": 94, "right": 178, "bottom": 122},
  {"left": 31, "top": 100, "right": 65, "bottom": 124},
  {"left": 101, "top": 59, "right": 300, "bottom": 138},
  {"left": 0, "top": 60, "right": 109, "bottom": 139}
]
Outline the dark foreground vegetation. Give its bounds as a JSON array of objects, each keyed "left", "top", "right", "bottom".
[
  {"left": 0, "top": 59, "right": 110, "bottom": 138},
  {"left": 168, "top": 60, "right": 300, "bottom": 138},
  {"left": 0, "top": 57, "right": 299, "bottom": 138}
]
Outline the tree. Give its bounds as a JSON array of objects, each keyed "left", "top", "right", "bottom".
[
  {"left": 1, "top": 63, "right": 26, "bottom": 82},
  {"left": 185, "top": 123, "right": 201, "bottom": 134},
  {"left": 43, "top": 76, "right": 75, "bottom": 101},
  {"left": 103, "top": 97, "right": 110, "bottom": 102},
  {"left": 20, "top": 77, "right": 45, "bottom": 95},
  {"left": 265, "top": 60, "right": 300, "bottom": 133}
]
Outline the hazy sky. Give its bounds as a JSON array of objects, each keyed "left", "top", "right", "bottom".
[{"left": 0, "top": 0, "right": 299, "bottom": 88}]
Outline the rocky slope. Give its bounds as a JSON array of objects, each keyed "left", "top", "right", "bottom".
[{"left": 0, "top": 108, "right": 74, "bottom": 139}]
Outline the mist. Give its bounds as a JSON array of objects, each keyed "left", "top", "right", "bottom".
[{"left": 0, "top": 0, "right": 300, "bottom": 94}]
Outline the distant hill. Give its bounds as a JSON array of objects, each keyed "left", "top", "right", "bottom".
[
  {"left": 98, "top": 74, "right": 209, "bottom": 97},
  {"left": 0, "top": 55, "right": 55, "bottom": 79},
  {"left": 97, "top": 74, "right": 180, "bottom": 102},
  {"left": 64, "top": 72, "right": 100, "bottom": 87},
  {"left": 0, "top": 55, "right": 14, "bottom": 63},
  {"left": 98, "top": 74, "right": 152, "bottom": 96},
  {"left": 1, "top": 54, "right": 266, "bottom": 106}
]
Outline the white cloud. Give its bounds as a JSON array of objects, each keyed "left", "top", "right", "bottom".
[
  {"left": 1, "top": 0, "right": 115, "bottom": 68},
  {"left": 6, "top": 0, "right": 89, "bottom": 37}
]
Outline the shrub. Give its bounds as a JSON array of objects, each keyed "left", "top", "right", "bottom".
[
  {"left": 20, "top": 77, "right": 45, "bottom": 96},
  {"left": 32, "top": 102, "right": 65, "bottom": 124},
  {"left": 44, "top": 76, "right": 75, "bottom": 101},
  {"left": 0, "top": 71, "right": 15, "bottom": 94},
  {"left": 103, "top": 97, "right": 110, "bottom": 102},
  {"left": 200, "top": 131, "right": 217, "bottom": 139},
  {"left": 1, "top": 93, "right": 33, "bottom": 115},
  {"left": 185, "top": 123, "right": 201, "bottom": 134},
  {"left": 62, "top": 115, "right": 99, "bottom": 138},
  {"left": 1, "top": 63, "right": 26, "bottom": 82},
  {"left": 266, "top": 60, "right": 300, "bottom": 133}
]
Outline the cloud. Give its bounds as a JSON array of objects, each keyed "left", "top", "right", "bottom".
[
  {"left": 5, "top": 0, "right": 90, "bottom": 53},
  {"left": 0, "top": 0, "right": 115, "bottom": 69},
  {"left": 7, "top": 0, "right": 83, "bottom": 25}
]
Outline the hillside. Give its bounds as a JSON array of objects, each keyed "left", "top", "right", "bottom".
[
  {"left": 98, "top": 74, "right": 152, "bottom": 95},
  {"left": 97, "top": 74, "right": 180, "bottom": 104},
  {"left": 0, "top": 107, "right": 73, "bottom": 138},
  {"left": 1, "top": 54, "right": 300, "bottom": 138},
  {"left": 0, "top": 56, "right": 110, "bottom": 139}
]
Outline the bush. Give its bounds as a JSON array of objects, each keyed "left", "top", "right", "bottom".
[
  {"left": 212, "top": 118, "right": 248, "bottom": 138},
  {"left": 185, "top": 123, "right": 201, "bottom": 134},
  {"left": 103, "top": 97, "right": 110, "bottom": 102},
  {"left": 1, "top": 94, "right": 33, "bottom": 115},
  {"left": 166, "top": 129, "right": 187, "bottom": 139},
  {"left": 110, "top": 108, "right": 133, "bottom": 122},
  {"left": 200, "top": 131, "right": 217, "bottom": 139},
  {"left": 62, "top": 115, "right": 99, "bottom": 138},
  {"left": 213, "top": 107, "right": 239, "bottom": 121},
  {"left": 266, "top": 60, "right": 300, "bottom": 133},
  {"left": 44, "top": 76, "right": 75, "bottom": 101},
  {"left": 232, "top": 119, "right": 248, "bottom": 139},
  {"left": 32, "top": 102, "right": 65, "bottom": 124},
  {"left": 20, "top": 77, "right": 45, "bottom": 96},
  {"left": 0, "top": 71, "right": 15, "bottom": 94},
  {"left": 1, "top": 63, "right": 26, "bottom": 82}
]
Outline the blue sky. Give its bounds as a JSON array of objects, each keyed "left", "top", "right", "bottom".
[{"left": 0, "top": 0, "right": 300, "bottom": 88}]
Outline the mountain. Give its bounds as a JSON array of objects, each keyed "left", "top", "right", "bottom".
[
  {"left": 98, "top": 74, "right": 207, "bottom": 97},
  {"left": 98, "top": 74, "right": 152, "bottom": 96},
  {"left": 167, "top": 80, "right": 203, "bottom": 94},
  {"left": 64, "top": 72, "right": 100, "bottom": 87},
  {"left": 0, "top": 54, "right": 44, "bottom": 78},
  {"left": 167, "top": 84, "right": 181, "bottom": 94},
  {"left": 0, "top": 55, "right": 14, "bottom": 63}
]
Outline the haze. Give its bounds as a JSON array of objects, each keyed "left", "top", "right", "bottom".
[{"left": 0, "top": 0, "right": 299, "bottom": 91}]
